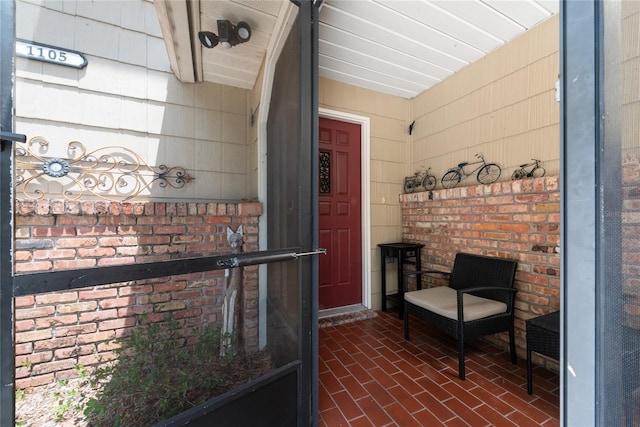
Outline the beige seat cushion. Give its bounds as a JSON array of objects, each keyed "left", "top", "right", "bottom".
[{"left": 404, "top": 286, "right": 507, "bottom": 321}]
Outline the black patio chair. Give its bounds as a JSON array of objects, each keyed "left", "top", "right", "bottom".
[{"left": 403, "top": 253, "right": 518, "bottom": 380}]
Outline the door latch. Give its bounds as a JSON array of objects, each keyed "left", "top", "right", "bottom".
[{"left": 216, "top": 248, "right": 327, "bottom": 268}]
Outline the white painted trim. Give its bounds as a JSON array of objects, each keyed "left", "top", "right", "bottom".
[
  {"left": 319, "top": 107, "right": 372, "bottom": 309},
  {"left": 256, "top": 3, "right": 297, "bottom": 350},
  {"left": 153, "top": 0, "right": 195, "bottom": 83}
]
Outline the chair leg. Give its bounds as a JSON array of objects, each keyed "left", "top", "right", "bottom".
[
  {"left": 403, "top": 302, "right": 410, "bottom": 340},
  {"left": 527, "top": 349, "right": 533, "bottom": 395},
  {"left": 458, "top": 338, "right": 465, "bottom": 380},
  {"left": 509, "top": 325, "right": 517, "bottom": 365},
  {"left": 456, "top": 320, "right": 466, "bottom": 380}
]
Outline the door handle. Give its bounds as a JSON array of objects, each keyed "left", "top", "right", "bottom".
[
  {"left": 216, "top": 248, "right": 327, "bottom": 268},
  {"left": 292, "top": 248, "right": 327, "bottom": 259}
]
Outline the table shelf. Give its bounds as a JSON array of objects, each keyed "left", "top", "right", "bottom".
[
  {"left": 526, "top": 310, "right": 560, "bottom": 395},
  {"left": 378, "top": 242, "right": 424, "bottom": 318}
]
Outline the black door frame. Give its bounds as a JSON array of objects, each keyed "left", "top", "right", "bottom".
[
  {"left": 561, "top": 0, "right": 627, "bottom": 425},
  {"left": 560, "top": 0, "right": 599, "bottom": 423},
  {"left": 0, "top": 1, "right": 18, "bottom": 424},
  {"left": 0, "top": 1, "right": 320, "bottom": 425},
  {"left": 303, "top": 1, "right": 320, "bottom": 424}
]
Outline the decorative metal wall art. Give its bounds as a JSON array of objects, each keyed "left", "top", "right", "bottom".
[{"left": 15, "top": 136, "right": 194, "bottom": 201}]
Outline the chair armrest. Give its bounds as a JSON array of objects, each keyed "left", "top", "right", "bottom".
[
  {"left": 404, "top": 269, "right": 450, "bottom": 277},
  {"left": 456, "top": 286, "right": 518, "bottom": 295},
  {"left": 403, "top": 270, "right": 451, "bottom": 292},
  {"left": 455, "top": 286, "right": 518, "bottom": 318}
]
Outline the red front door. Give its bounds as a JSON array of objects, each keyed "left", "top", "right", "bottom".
[{"left": 318, "top": 117, "right": 362, "bottom": 310}]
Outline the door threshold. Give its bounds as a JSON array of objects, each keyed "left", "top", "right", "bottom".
[
  {"left": 318, "top": 304, "right": 377, "bottom": 328},
  {"left": 319, "top": 304, "right": 367, "bottom": 319}
]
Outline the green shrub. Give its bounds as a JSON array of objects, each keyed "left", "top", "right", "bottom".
[{"left": 83, "top": 317, "right": 271, "bottom": 426}]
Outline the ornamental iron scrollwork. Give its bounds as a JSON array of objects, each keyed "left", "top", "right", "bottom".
[
  {"left": 15, "top": 136, "right": 195, "bottom": 201},
  {"left": 319, "top": 151, "right": 331, "bottom": 194}
]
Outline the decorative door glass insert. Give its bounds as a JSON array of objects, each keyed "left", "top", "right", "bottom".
[{"left": 320, "top": 151, "right": 331, "bottom": 194}]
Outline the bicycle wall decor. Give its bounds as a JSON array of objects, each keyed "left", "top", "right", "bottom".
[
  {"left": 511, "top": 158, "right": 545, "bottom": 180},
  {"left": 403, "top": 167, "right": 437, "bottom": 193},
  {"left": 441, "top": 153, "right": 501, "bottom": 189}
]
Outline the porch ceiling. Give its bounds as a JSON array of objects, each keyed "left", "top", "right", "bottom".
[{"left": 155, "top": 0, "right": 559, "bottom": 99}]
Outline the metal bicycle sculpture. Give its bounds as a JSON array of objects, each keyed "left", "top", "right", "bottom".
[
  {"left": 403, "top": 167, "right": 437, "bottom": 193},
  {"left": 511, "top": 158, "right": 546, "bottom": 180},
  {"left": 441, "top": 153, "right": 501, "bottom": 189}
]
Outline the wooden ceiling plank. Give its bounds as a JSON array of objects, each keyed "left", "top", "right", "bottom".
[
  {"left": 319, "top": 22, "right": 465, "bottom": 75},
  {"left": 201, "top": 71, "right": 255, "bottom": 89},
  {"left": 319, "top": 22, "right": 453, "bottom": 79},
  {"left": 319, "top": 55, "right": 433, "bottom": 93},
  {"left": 319, "top": 67, "right": 419, "bottom": 98},
  {"left": 377, "top": 0, "right": 504, "bottom": 53},
  {"left": 199, "top": 0, "right": 278, "bottom": 33},
  {"left": 483, "top": 0, "right": 554, "bottom": 29},
  {"left": 319, "top": 40, "right": 441, "bottom": 85},
  {"left": 231, "top": 0, "right": 283, "bottom": 16},
  {"left": 535, "top": 0, "right": 560, "bottom": 14},
  {"left": 432, "top": 0, "right": 526, "bottom": 41},
  {"left": 321, "top": 2, "right": 482, "bottom": 67},
  {"left": 202, "top": 52, "right": 263, "bottom": 71}
]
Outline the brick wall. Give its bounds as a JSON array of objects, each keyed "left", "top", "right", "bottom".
[
  {"left": 622, "top": 3, "right": 640, "bottom": 334},
  {"left": 400, "top": 176, "right": 560, "bottom": 370},
  {"left": 623, "top": 159, "right": 640, "bottom": 330},
  {"left": 13, "top": 198, "right": 261, "bottom": 389}
]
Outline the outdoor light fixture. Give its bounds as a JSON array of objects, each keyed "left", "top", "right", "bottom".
[
  {"left": 198, "top": 31, "right": 219, "bottom": 49},
  {"left": 198, "top": 20, "right": 251, "bottom": 49},
  {"left": 236, "top": 22, "right": 251, "bottom": 42}
]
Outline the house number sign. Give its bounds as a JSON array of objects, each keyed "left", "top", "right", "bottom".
[{"left": 16, "top": 40, "right": 87, "bottom": 69}]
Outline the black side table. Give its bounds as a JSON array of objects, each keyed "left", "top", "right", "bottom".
[
  {"left": 378, "top": 242, "right": 424, "bottom": 318},
  {"left": 526, "top": 310, "right": 560, "bottom": 394}
]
